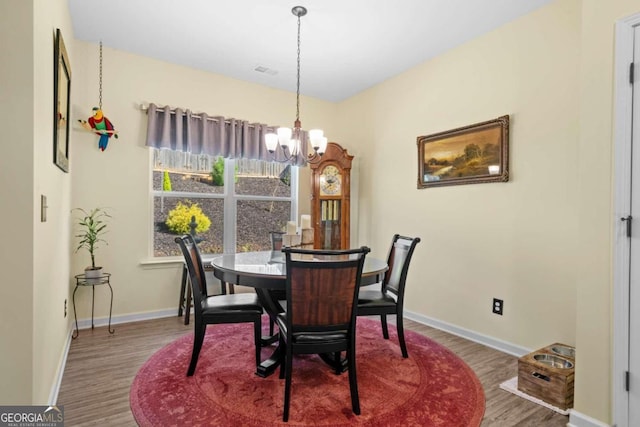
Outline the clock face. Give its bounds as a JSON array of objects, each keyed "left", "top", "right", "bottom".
[{"left": 320, "top": 165, "right": 342, "bottom": 196}]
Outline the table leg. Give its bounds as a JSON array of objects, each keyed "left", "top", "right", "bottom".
[
  {"left": 319, "top": 353, "right": 348, "bottom": 373},
  {"left": 254, "top": 288, "right": 284, "bottom": 377},
  {"left": 256, "top": 344, "right": 283, "bottom": 378}
]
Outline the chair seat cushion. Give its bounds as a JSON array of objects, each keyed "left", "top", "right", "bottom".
[
  {"left": 202, "top": 293, "right": 263, "bottom": 313},
  {"left": 357, "top": 290, "right": 397, "bottom": 308},
  {"left": 276, "top": 314, "right": 347, "bottom": 343}
]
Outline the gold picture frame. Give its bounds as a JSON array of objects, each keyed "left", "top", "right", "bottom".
[
  {"left": 53, "top": 28, "right": 71, "bottom": 173},
  {"left": 417, "top": 115, "right": 509, "bottom": 189}
]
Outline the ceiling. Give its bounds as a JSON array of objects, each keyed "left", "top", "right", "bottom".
[{"left": 68, "top": 0, "right": 553, "bottom": 103}]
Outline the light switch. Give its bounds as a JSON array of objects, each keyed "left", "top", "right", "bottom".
[{"left": 41, "top": 195, "right": 48, "bottom": 222}]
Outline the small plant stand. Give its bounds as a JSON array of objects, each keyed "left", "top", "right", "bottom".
[{"left": 72, "top": 272, "right": 114, "bottom": 339}]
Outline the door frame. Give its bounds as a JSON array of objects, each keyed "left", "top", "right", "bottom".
[{"left": 613, "top": 12, "right": 640, "bottom": 427}]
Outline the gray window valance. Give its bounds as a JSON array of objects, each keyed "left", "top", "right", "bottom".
[{"left": 144, "top": 103, "right": 308, "bottom": 166}]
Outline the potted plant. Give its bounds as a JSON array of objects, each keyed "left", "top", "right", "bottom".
[{"left": 74, "top": 207, "right": 110, "bottom": 283}]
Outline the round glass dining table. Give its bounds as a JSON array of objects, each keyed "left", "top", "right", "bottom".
[
  {"left": 210, "top": 250, "right": 388, "bottom": 288},
  {"left": 209, "top": 250, "right": 388, "bottom": 377}
]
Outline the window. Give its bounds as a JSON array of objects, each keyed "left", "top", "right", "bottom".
[{"left": 152, "top": 149, "right": 297, "bottom": 257}]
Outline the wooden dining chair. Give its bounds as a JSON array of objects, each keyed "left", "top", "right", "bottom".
[
  {"left": 175, "top": 234, "right": 263, "bottom": 376},
  {"left": 179, "top": 256, "right": 236, "bottom": 326},
  {"left": 276, "top": 246, "right": 370, "bottom": 422},
  {"left": 357, "top": 234, "right": 421, "bottom": 358}
]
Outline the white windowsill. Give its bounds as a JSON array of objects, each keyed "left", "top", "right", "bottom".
[{"left": 139, "top": 255, "right": 219, "bottom": 269}]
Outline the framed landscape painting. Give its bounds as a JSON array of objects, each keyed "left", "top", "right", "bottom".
[
  {"left": 417, "top": 115, "right": 509, "bottom": 189},
  {"left": 53, "top": 28, "right": 71, "bottom": 173}
]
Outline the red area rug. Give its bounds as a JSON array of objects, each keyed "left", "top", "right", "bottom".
[{"left": 130, "top": 318, "right": 485, "bottom": 426}]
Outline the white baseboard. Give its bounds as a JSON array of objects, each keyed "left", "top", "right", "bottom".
[
  {"left": 74, "top": 308, "right": 179, "bottom": 331},
  {"left": 404, "top": 309, "right": 532, "bottom": 357},
  {"left": 52, "top": 308, "right": 184, "bottom": 404},
  {"left": 48, "top": 327, "right": 73, "bottom": 405},
  {"left": 568, "top": 410, "right": 610, "bottom": 427}
]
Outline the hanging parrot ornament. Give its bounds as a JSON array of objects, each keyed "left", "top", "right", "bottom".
[
  {"left": 79, "top": 107, "right": 118, "bottom": 151},
  {"left": 77, "top": 41, "right": 119, "bottom": 151}
]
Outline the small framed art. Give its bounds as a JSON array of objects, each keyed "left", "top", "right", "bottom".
[{"left": 53, "top": 28, "right": 71, "bottom": 173}]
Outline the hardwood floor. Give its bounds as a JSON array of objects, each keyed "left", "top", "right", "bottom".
[{"left": 57, "top": 316, "right": 569, "bottom": 426}]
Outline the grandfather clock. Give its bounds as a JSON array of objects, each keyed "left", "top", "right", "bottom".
[{"left": 310, "top": 142, "right": 353, "bottom": 249}]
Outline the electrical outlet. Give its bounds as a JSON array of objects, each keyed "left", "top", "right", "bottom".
[
  {"left": 64, "top": 299, "right": 67, "bottom": 318},
  {"left": 492, "top": 298, "right": 503, "bottom": 315}
]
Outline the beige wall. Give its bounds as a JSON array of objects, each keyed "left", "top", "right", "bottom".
[
  {"left": 337, "top": 0, "right": 590, "bottom": 417},
  {"left": 337, "top": 0, "right": 640, "bottom": 423},
  {"left": 0, "top": 0, "right": 74, "bottom": 404},
  {"left": 32, "top": 0, "right": 75, "bottom": 404},
  {"left": 339, "top": 0, "right": 580, "bottom": 346},
  {"left": 0, "top": 0, "right": 35, "bottom": 405},
  {"left": 69, "top": 43, "right": 337, "bottom": 319}
]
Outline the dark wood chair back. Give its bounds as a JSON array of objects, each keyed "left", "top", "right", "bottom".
[
  {"left": 284, "top": 247, "right": 369, "bottom": 334},
  {"left": 384, "top": 235, "right": 421, "bottom": 301},
  {"left": 175, "top": 234, "right": 208, "bottom": 321}
]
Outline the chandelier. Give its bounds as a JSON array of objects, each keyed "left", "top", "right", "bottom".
[{"left": 264, "top": 6, "right": 327, "bottom": 164}]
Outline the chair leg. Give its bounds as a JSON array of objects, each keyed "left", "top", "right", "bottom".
[
  {"left": 178, "top": 265, "right": 187, "bottom": 317},
  {"left": 283, "top": 345, "right": 293, "bottom": 421},
  {"left": 347, "top": 347, "right": 361, "bottom": 415},
  {"left": 187, "top": 322, "right": 206, "bottom": 376},
  {"left": 254, "top": 318, "right": 262, "bottom": 368},
  {"left": 278, "top": 335, "right": 286, "bottom": 380},
  {"left": 380, "top": 314, "right": 390, "bottom": 339},
  {"left": 396, "top": 313, "right": 408, "bottom": 358},
  {"left": 269, "top": 317, "right": 275, "bottom": 336},
  {"left": 184, "top": 284, "right": 192, "bottom": 326}
]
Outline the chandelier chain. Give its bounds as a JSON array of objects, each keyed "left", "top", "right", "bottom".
[
  {"left": 296, "top": 13, "right": 301, "bottom": 125},
  {"left": 98, "top": 41, "right": 103, "bottom": 110},
  {"left": 263, "top": 6, "right": 325, "bottom": 165}
]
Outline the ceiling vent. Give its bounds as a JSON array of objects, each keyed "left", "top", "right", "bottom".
[{"left": 254, "top": 65, "right": 278, "bottom": 76}]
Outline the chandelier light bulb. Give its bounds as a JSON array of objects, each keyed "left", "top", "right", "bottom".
[
  {"left": 317, "top": 137, "right": 328, "bottom": 155},
  {"left": 309, "top": 129, "right": 324, "bottom": 150},
  {"left": 265, "top": 133, "right": 279, "bottom": 152},
  {"left": 277, "top": 127, "right": 292, "bottom": 149}
]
